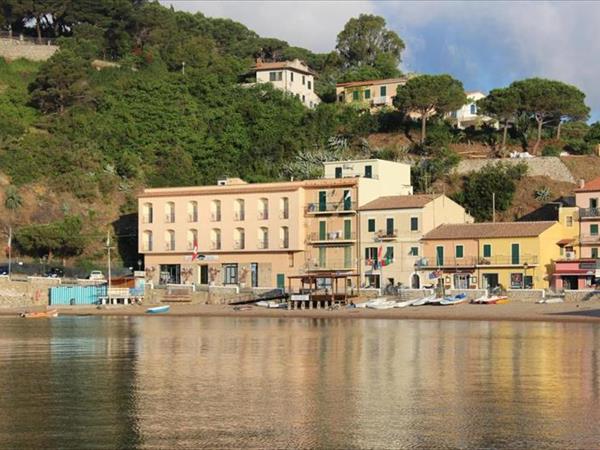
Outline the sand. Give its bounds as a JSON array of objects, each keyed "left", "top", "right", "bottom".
[{"left": 2, "top": 301, "right": 600, "bottom": 323}]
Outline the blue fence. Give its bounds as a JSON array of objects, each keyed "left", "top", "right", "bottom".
[{"left": 50, "top": 285, "right": 107, "bottom": 305}]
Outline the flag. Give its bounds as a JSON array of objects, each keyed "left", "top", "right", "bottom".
[
  {"left": 343, "top": 190, "right": 351, "bottom": 202},
  {"left": 191, "top": 241, "right": 198, "bottom": 261}
]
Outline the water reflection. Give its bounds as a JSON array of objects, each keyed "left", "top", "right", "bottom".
[{"left": 0, "top": 317, "right": 598, "bottom": 449}]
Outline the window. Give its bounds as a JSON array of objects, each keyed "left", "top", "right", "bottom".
[
  {"left": 566, "top": 216, "right": 573, "bottom": 227},
  {"left": 143, "top": 230, "right": 153, "bottom": 251},
  {"left": 343, "top": 190, "right": 352, "bottom": 210},
  {"left": 385, "top": 246, "right": 394, "bottom": 262},
  {"left": 279, "top": 197, "right": 289, "bottom": 219},
  {"left": 302, "top": 75, "right": 305, "bottom": 85},
  {"left": 290, "top": 72, "right": 294, "bottom": 82},
  {"left": 352, "top": 90, "right": 359, "bottom": 101},
  {"left": 511, "top": 243, "right": 520, "bottom": 264},
  {"left": 210, "top": 200, "right": 221, "bottom": 221},
  {"left": 251, "top": 263, "right": 259, "bottom": 287},
  {"left": 211, "top": 228, "right": 221, "bottom": 250},
  {"left": 258, "top": 198, "right": 269, "bottom": 220},
  {"left": 364, "top": 89, "right": 371, "bottom": 99},
  {"left": 188, "top": 201, "right": 198, "bottom": 222},
  {"left": 510, "top": 273, "right": 524, "bottom": 289},
  {"left": 187, "top": 229, "right": 198, "bottom": 250},
  {"left": 368, "top": 218, "right": 376, "bottom": 232},
  {"left": 318, "top": 191, "right": 327, "bottom": 211},
  {"left": 199, "top": 265, "right": 208, "bottom": 285},
  {"left": 455, "top": 245, "right": 464, "bottom": 258},
  {"left": 308, "top": 80, "right": 312, "bottom": 90},
  {"left": 335, "top": 167, "right": 342, "bottom": 178},
  {"left": 365, "top": 247, "right": 378, "bottom": 261},
  {"left": 318, "top": 247, "right": 326, "bottom": 268},
  {"left": 380, "top": 86, "right": 387, "bottom": 96},
  {"left": 386, "top": 218, "right": 394, "bottom": 235},
  {"left": 223, "top": 263, "right": 238, "bottom": 285},
  {"left": 302, "top": 94, "right": 305, "bottom": 103},
  {"left": 436, "top": 246, "right": 444, "bottom": 266},
  {"left": 165, "top": 202, "right": 175, "bottom": 223},
  {"left": 234, "top": 228, "right": 245, "bottom": 250},
  {"left": 470, "top": 103, "right": 477, "bottom": 115},
  {"left": 410, "top": 217, "right": 419, "bottom": 231},
  {"left": 165, "top": 230, "right": 175, "bottom": 251},
  {"left": 143, "top": 203, "right": 153, "bottom": 224},
  {"left": 409, "top": 247, "right": 419, "bottom": 256},
  {"left": 269, "top": 71, "right": 282, "bottom": 82},
  {"left": 364, "top": 165, "right": 372, "bottom": 178},
  {"left": 591, "top": 224, "right": 599, "bottom": 236},
  {"left": 344, "top": 219, "right": 352, "bottom": 239},
  {"left": 234, "top": 199, "right": 245, "bottom": 221},
  {"left": 280, "top": 226, "right": 289, "bottom": 249},
  {"left": 258, "top": 227, "right": 269, "bottom": 249},
  {"left": 590, "top": 198, "right": 598, "bottom": 209},
  {"left": 344, "top": 247, "right": 352, "bottom": 268},
  {"left": 319, "top": 221, "right": 327, "bottom": 240},
  {"left": 483, "top": 244, "right": 492, "bottom": 258},
  {"left": 592, "top": 248, "right": 599, "bottom": 258}
]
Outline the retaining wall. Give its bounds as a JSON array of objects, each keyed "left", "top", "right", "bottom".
[
  {"left": 0, "top": 276, "right": 50, "bottom": 307},
  {"left": 506, "top": 289, "right": 545, "bottom": 303},
  {"left": 563, "top": 290, "right": 600, "bottom": 303},
  {"left": 447, "top": 289, "right": 486, "bottom": 300},
  {"left": 454, "top": 157, "right": 575, "bottom": 183},
  {"left": 0, "top": 38, "right": 58, "bottom": 61}
]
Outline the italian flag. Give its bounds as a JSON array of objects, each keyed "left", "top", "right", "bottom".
[{"left": 191, "top": 241, "right": 199, "bottom": 261}]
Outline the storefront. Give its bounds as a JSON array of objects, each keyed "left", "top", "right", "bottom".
[{"left": 552, "top": 259, "right": 598, "bottom": 290}]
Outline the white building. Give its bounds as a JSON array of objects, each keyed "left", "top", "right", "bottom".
[
  {"left": 246, "top": 59, "right": 321, "bottom": 108},
  {"left": 448, "top": 91, "right": 498, "bottom": 129}
]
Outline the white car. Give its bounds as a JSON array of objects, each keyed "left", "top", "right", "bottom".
[{"left": 89, "top": 270, "right": 105, "bottom": 281}]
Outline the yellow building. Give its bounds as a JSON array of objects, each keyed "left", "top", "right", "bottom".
[
  {"left": 417, "top": 221, "right": 577, "bottom": 290},
  {"left": 335, "top": 77, "right": 410, "bottom": 109}
]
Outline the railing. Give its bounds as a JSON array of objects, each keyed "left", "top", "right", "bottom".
[
  {"left": 579, "top": 208, "right": 600, "bottom": 218},
  {"left": 210, "top": 240, "right": 221, "bottom": 250},
  {"left": 233, "top": 240, "right": 245, "bottom": 250},
  {"left": 372, "top": 96, "right": 388, "bottom": 106},
  {"left": 258, "top": 210, "right": 269, "bottom": 220},
  {"left": 142, "top": 215, "right": 153, "bottom": 224},
  {"left": 309, "top": 231, "right": 356, "bottom": 242},
  {"left": 579, "top": 233, "right": 600, "bottom": 243},
  {"left": 415, "top": 257, "right": 477, "bottom": 267},
  {"left": 375, "top": 229, "right": 398, "bottom": 239},
  {"left": 280, "top": 239, "right": 289, "bottom": 249},
  {"left": 306, "top": 201, "right": 357, "bottom": 213},
  {"left": 257, "top": 239, "right": 269, "bottom": 249},
  {"left": 234, "top": 211, "right": 245, "bottom": 221},
  {"left": 165, "top": 214, "right": 175, "bottom": 223},
  {"left": 0, "top": 31, "right": 55, "bottom": 45},
  {"left": 477, "top": 255, "right": 539, "bottom": 265},
  {"left": 415, "top": 255, "right": 539, "bottom": 267},
  {"left": 305, "top": 258, "right": 356, "bottom": 271},
  {"left": 165, "top": 241, "right": 176, "bottom": 251},
  {"left": 210, "top": 212, "right": 221, "bottom": 222},
  {"left": 188, "top": 213, "right": 198, "bottom": 222}
]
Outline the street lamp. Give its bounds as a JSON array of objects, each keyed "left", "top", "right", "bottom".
[
  {"left": 137, "top": 259, "right": 142, "bottom": 271},
  {"left": 523, "top": 262, "right": 529, "bottom": 289}
]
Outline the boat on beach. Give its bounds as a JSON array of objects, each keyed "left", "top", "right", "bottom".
[
  {"left": 367, "top": 300, "right": 397, "bottom": 310},
  {"left": 146, "top": 305, "right": 170, "bottom": 314},
  {"left": 20, "top": 309, "right": 58, "bottom": 319},
  {"left": 439, "top": 293, "right": 468, "bottom": 305},
  {"left": 472, "top": 292, "right": 509, "bottom": 304},
  {"left": 411, "top": 294, "right": 439, "bottom": 306}
]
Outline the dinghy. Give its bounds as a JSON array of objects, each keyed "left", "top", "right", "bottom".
[
  {"left": 472, "top": 293, "right": 508, "bottom": 304},
  {"left": 20, "top": 309, "right": 58, "bottom": 319},
  {"left": 146, "top": 305, "right": 170, "bottom": 314},
  {"left": 411, "top": 294, "right": 438, "bottom": 306},
  {"left": 367, "top": 300, "right": 396, "bottom": 310},
  {"left": 357, "top": 297, "right": 388, "bottom": 308},
  {"left": 440, "top": 293, "right": 469, "bottom": 305}
]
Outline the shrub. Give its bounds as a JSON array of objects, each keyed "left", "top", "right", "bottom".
[{"left": 542, "top": 145, "right": 561, "bottom": 157}]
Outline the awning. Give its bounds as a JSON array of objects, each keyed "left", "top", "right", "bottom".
[{"left": 556, "top": 239, "right": 574, "bottom": 246}]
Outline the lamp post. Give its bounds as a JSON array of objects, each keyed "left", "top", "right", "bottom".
[{"left": 523, "top": 262, "right": 529, "bottom": 289}]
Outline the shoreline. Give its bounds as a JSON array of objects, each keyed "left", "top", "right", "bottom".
[{"left": 1, "top": 302, "right": 600, "bottom": 323}]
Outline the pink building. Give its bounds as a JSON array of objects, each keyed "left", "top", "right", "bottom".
[{"left": 575, "top": 177, "right": 600, "bottom": 258}]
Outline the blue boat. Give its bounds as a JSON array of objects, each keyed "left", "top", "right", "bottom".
[
  {"left": 146, "top": 305, "right": 170, "bottom": 314},
  {"left": 440, "top": 293, "right": 468, "bottom": 305}
]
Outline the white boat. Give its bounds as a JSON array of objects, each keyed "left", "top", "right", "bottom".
[
  {"left": 440, "top": 294, "right": 469, "bottom": 305},
  {"left": 537, "top": 297, "right": 564, "bottom": 304},
  {"left": 356, "top": 297, "right": 389, "bottom": 308},
  {"left": 394, "top": 298, "right": 419, "bottom": 308},
  {"left": 411, "top": 294, "right": 438, "bottom": 306},
  {"left": 367, "top": 300, "right": 396, "bottom": 310},
  {"left": 256, "top": 300, "right": 287, "bottom": 308}
]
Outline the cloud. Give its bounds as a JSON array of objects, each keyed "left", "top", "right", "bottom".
[{"left": 159, "top": 0, "right": 375, "bottom": 52}]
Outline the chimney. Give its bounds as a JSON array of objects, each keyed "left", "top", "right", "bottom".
[{"left": 579, "top": 179, "right": 585, "bottom": 189}]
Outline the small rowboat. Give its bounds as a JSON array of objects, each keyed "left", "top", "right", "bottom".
[
  {"left": 20, "top": 309, "right": 58, "bottom": 319},
  {"left": 146, "top": 305, "right": 170, "bottom": 314}
]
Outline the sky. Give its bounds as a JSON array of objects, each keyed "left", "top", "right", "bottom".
[{"left": 160, "top": 1, "right": 600, "bottom": 120}]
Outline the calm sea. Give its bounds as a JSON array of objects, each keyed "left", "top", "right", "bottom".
[{"left": 0, "top": 316, "right": 598, "bottom": 449}]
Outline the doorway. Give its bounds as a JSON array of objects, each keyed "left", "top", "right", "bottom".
[
  {"left": 482, "top": 273, "right": 499, "bottom": 290},
  {"left": 159, "top": 264, "right": 180, "bottom": 284},
  {"left": 411, "top": 273, "right": 421, "bottom": 289},
  {"left": 223, "top": 264, "right": 238, "bottom": 285}
]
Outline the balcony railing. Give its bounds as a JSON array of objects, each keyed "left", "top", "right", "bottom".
[
  {"left": 580, "top": 208, "right": 600, "bottom": 218},
  {"left": 210, "top": 240, "right": 221, "bottom": 250},
  {"left": 257, "top": 239, "right": 269, "bottom": 249},
  {"left": 210, "top": 212, "right": 221, "bottom": 222},
  {"left": 375, "top": 229, "right": 398, "bottom": 240},
  {"left": 165, "top": 241, "right": 176, "bottom": 251},
  {"left": 477, "top": 255, "right": 539, "bottom": 265},
  {"left": 233, "top": 239, "right": 245, "bottom": 250},
  {"left": 415, "top": 255, "right": 538, "bottom": 267},
  {"left": 258, "top": 210, "right": 269, "bottom": 220},
  {"left": 579, "top": 233, "right": 600, "bottom": 243},
  {"left": 188, "top": 213, "right": 198, "bottom": 222},
  {"left": 306, "top": 201, "right": 357, "bottom": 214},
  {"left": 372, "top": 96, "right": 388, "bottom": 106},
  {"left": 165, "top": 214, "right": 175, "bottom": 223},
  {"left": 234, "top": 211, "right": 245, "bottom": 221},
  {"left": 309, "top": 231, "right": 356, "bottom": 242},
  {"left": 280, "top": 239, "right": 289, "bottom": 249},
  {"left": 305, "top": 258, "right": 356, "bottom": 271}
]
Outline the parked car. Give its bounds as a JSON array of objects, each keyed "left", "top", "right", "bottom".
[
  {"left": 45, "top": 267, "right": 64, "bottom": 278},
  {"left": 89, "top": 270, "right": 105, "bottom": 281}
]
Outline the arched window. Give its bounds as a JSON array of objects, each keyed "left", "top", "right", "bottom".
[
  {"left": 188, "top": 201, "right": 198, "bottom": 222},
  {"left": 234, "top": 228, "right": 245, "bottom": 250},
  {"left": 165, "top": 230, "right": 175, "bottom": 251},
  {"left": 165, "top": 202, "right": 175, "bottom": 223},
  {"left": 211, "top": 228, "right": 221, "bottom": 250},
  {"left": 211, "top": 200, "right": 221, "bottom": 222},
  {"left": 279, "top": 197, "right": 289, "bottom": 219},
  {"left": 187, "top": 229, "right": 198, "bottom": 250},
  {"left": 234, "top": 199, "right": 245, "bottom": 221},
  {"left": 258, "top": 198, "right": 269, "bottom": 220},
  {"left": 280, "top": 226, "right": 289, "bottom": 249},
  {"left": 258, "top": 227, "right": 269, "bottom": 249},
  {"left": 142, "top": 203, "right": 153, "bottom": 224},
  {"left": 143, "top": 230, "right": 153, "bottom": 251}
]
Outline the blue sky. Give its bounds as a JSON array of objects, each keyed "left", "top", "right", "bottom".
[{"left": 161, "top": 1, "right": 600, "bottom": 120}]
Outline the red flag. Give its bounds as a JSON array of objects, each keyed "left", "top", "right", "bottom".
[{"left": 191, "top": 241, "right": 198, "bottom": 261}]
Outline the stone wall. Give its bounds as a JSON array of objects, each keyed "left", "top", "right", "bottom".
[
  {"left": 564, "top": 290, "right": 600, "bottom": 303},
  {"left": 144, "top": 285, "right": 285, "bottom": 305},
  {"left": 506, "top": 289, "right": 545, "bottom": 303},
  {"left": 454, "top": 157, "right": 575, "bottom": 183},
  {"left": 0, "top": 38, "right": 58, "bottom": 61},
  {"left": 0, "top": 277, "right": 51, "bottom": 308}
]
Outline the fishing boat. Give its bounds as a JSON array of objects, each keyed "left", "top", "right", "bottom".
[
  {"left": 20, "top": 309, "right": 58, "bottom": 319},
  {"left": 146, "top": 305, "right": 170, "bottom": 314},
  {"left": 440, "top": 293, "right": 468, "bottom": 305}
]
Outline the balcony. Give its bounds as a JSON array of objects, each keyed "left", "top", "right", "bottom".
[
  {"left": 415, "top": 255, "right": 538, "bottom": 268},
  {"left": 579, "top": 233, "right": 600, "bottom": 244},
  {"left": 188, "top": 213, "right": 198, "bottom": 223},
  {"left": 257, "top": 239, "right": 269, "bottom": 249},
  {"left": 233, "top": 240, "right": 245, "bottom": 250},
  {"left": 210, "top": 212, "right": 221, "bottom": 222},
  {"left": 579, "top": 208, "right": 600, "bottom": 219},
  {"left": 165, "top": 214, "right": 175, "bottom": 223},
  {"left": 258, "top": 210, "right": 269, "bottom": 220},
  {"left": 375, "top": 229, "right": 397, "bottom": 241},
  {"left": 309, "top": 231, "right": 356, "bottom": 244},
  {"left": 305, "top": 258, "right": 356, "bottom": 272},
  {"left": 210, "top": 240, "right": 221, "bottom": 250},
  {"left": 234, "top": 211, "right": 245, "bottom": 221},
  {"left": 477, "top": 255, "right": 539, "bottom": 265},
  {"left": 306, "top": 201, "right": 357, "bottom": 214}
]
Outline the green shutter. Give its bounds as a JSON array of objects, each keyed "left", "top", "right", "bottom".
[
  {"left": 368, "top": 219, "right": 375, "bottom": 232},
  {"left": 436, "top": 246, "right": 444, "bottom": 266},
  {"left": 318, "top": 191, "right": 326, "bottom": 211},
  {"left": 319, "top": 247, "right": 326, "bottom": 268},
  {"left": 344, "top": 219, "right": 352, "bottom": 239},
  {"left": 319, "top": 221, "right": 326, "bottom": 240},
  {"left": 483, "top": 244, "right": 491, "bottom": 258},
  {"left": 365, "top": 89, "right": 371, "bottom": 99},
  {"left": 456, "top": 245, "right": 464, "bottom": 258},
  {"left": 276, "top": 273, "right": 285, "bottom": 289},
  {"left": 352, "top": 90, "right": 359, "bottom": 101},
  {"left": 344, "top": 247, "right": 352, "bottom": 268},
  {"left": 511, "top": 244, "right": 520, "bottom": 264},
  {"left": 380, "top": 86, "right": 386, "bottom": 96},
  {"left": 591, "top": 224, "right": 599, "bottom": 236}
]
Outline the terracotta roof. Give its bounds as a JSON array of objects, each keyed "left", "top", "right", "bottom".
[
  {"left": 251, "top": 61, "right": 315, "bottom": 76},
  {"left": 421, "top": 221, "right": 556, "bottom": 240},
  {"left": 575, "top": 176, "right": 600, "bottom": 192},
  {"left": 557, "top": 238, "right": 574, "bottom": 245},
  {"left": 336, "top": 77, "right": 409, "bottom": 89},
  {"left": 359, "top": 194, "right": 438, "bottom": 211}
]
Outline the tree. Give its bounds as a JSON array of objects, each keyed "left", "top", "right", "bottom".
[
  {"left": 336, "top": 14, "right": 404, "bottom": 74},
  {"left": 29, "top": 49, "right": 92, "bottom": 113},
  {"left": 4, "top": 185, "right": 22, "bottom": 212},
  {"left": 15, "top": 215, "right": 86, "bottom": 261},
  {"left": 477, "top": 87, "right": 520, "bottom": 154},
  {"left": 395, "top": 74, "right": 467, "bottom": 143},
  {"left": 510, "top": 78, "right": 589, "bottom": 153}
]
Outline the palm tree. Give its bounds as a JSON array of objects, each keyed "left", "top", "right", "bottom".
[{"left": 4, "top": 186, "right": 22, "bottom": 212}]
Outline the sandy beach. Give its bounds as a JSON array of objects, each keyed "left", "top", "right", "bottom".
[{"left": 2, "top": 301, "right": 600, "bottom": 323}]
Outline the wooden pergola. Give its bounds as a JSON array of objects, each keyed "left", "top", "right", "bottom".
[{"left": 287, "top": 271, "right": 361, "bottom": 309}]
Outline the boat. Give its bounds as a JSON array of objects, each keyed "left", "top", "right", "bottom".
[
  {"left": 233, "top": 305, "right": 253, "bottom": 311},
  {"left": 394, "top": 298, "right": 421, "bottom": 308},
  {"left": 20, "top": 309, "right": 58, "bottom": 319},
  {"left": 356, "top": 297, "right": 388, "bottom": 308},
  {"left": 146, "top": 305, "right": 170, "bottom": 314},
  {"left": 411, "top": 294, "right": 438, "bottom": 306},
  {"left": 440, "top": 293, "right": 469, "bottom": 305},
  {"left": 536, "top": 297, "right": 564, "bottom": 304},
  {"left": 256, "top": 300, "right": 284, "bottom": 308},
  {"left": 367, "top": 300, "right": 396, "bottom": 310}
]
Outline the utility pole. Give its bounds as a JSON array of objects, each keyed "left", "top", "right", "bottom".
[
  {"left": 182, "top": 61, "right": 185, "bottom": 75},
  {"left": 106, "top": 231, "right": 112, "bottom": 305},
  {"left": 7, "top": 226, "right": 12, "bottom": 278},
  {"left": 492, "top": 192, "right": 496, "bottom": 223}
]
